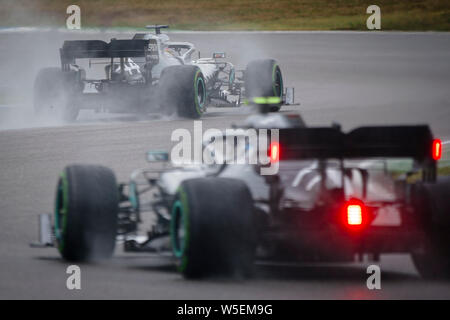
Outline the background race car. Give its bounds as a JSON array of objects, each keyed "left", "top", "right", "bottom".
[{"left": 34, "top": 25, "right": 295, "bottom": 121}]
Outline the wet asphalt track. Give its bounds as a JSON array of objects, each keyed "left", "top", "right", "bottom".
[{"left": 0, "top": 30, "right": 449, "bottom": 299}]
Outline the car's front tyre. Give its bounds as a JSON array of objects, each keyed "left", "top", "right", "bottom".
[
  {"left": 54, "top": 165, "right": 119, "bottom": 262},
  {"left": 245, "top": 59, "right": 283, "bottom": 112}
]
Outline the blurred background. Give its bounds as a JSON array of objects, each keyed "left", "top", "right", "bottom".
[{"left": 0, "top": 0, "right": 449, "bottom": 31}]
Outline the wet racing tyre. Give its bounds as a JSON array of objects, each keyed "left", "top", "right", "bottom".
[
  {"left": 171, "top": 178, "right": 256, "bottom": 278},
  {"left": 33, "top": 67, "right": 81, "bottom": 122},
  {"left": 158, "top": 65, "right": 206, "bottom": 119},
  {"left": 411, "top": 177, "right": 450, "bottom": 279},
  {"left": 54, "top": 165, "right": 119, "bottom": 262},
  {"left": 245, "top": 59, "right": 283, "bottom": 112}
]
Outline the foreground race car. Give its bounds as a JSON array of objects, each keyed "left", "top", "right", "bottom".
[
  {"left": 33, "top": 25, "right": 295, "bottom": 121},
  {"left": 32, "top": 110, "right": 449, "bottom": 279}
]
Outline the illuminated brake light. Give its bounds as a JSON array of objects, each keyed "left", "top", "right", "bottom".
[
  {"left": 270, "top": 142, "right": 280, "bottom": 162},
  {"left": 343, "top": 199, "right": 367, "bottom": 229},
  {"left": 347, "top": 205, "right": 362, "bottom": 225},
  {"left": 432, "top": 139, "right": 442, "bottom": 160}
]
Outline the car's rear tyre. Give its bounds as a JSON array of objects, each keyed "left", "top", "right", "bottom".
[
  {"left": 171, "top": 178, "right": 256, "bottom": 278},
  {"left": 411, "top": 177, "right": 450, "bottom": 279},
  {"left": 34, "top": 67, "right": 81, "bottom": 122},
  {"left": 158, "top": 65, "right": 206, "bottom": 119},
  {"left": 54, "top": 165, "right": 119, "bottom": 262},
  {"left": 245, "top": 59, "right": 283, "bottom": 112}
]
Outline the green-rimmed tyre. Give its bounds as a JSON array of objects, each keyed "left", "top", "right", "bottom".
[
  {"left": 171, "top": 178, "right": 256, "bottom": 278},
  {"left": 54, "top": 165, "right": 119, "bottom": 262},
  {"left": 245, "top": 59, "right": 283, "bottom": 112},
  {"left": 411, "top": 177, "right": 450, "bottom": 279},
  {"left": 158, "top": 65, "right": 206, "bottom": 119}
]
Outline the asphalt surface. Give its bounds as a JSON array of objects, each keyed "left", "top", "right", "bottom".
[{"left": 0, "top": 30, "right": 449, "bottom": 299}]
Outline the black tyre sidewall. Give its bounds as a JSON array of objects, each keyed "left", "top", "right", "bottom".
[
  {"left": 245, "top": 59, "right": 283, "bottom": 112},
  {"left": 411, "top": 178, "right": 450, "bottom": 279},
  {"left": 171, "top": 178, "right": 255, "bottom": 278},
  {"left": 158, "top": 65, "right": 206, "bottom": 119},
  {"left": 56, "top": 165, "right": 119, "bottom": 262}
]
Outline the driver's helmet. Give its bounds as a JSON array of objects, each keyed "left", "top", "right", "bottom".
[{"left": 164, "top": 47, "right": 177, "bottom": 57}]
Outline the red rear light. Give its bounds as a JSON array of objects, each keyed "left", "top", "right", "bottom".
[
  {"left": 269, "top": 142, "right": 280, "bottom": 163},
  {"left": 347, "top": 204, "right": 362, "bottom": 225},
  {"left": 343, "top": 199, "right": 367, "bottom": 230},
  {"left": 432, "top": 139, "right": 442, "bottom": 160}
]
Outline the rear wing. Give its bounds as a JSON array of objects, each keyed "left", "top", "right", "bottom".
[
  {"left": 279, "top": 125, "right": 438, "bottom": 180},
  {"left": 60, "top": 39, "right": 159, "bottom": 68}
]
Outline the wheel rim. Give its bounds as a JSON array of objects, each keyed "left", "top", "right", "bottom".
[
  {"left": 273, "top": 66, "right": 283, "bottom": 98},
  {"left": 171, "top": 200, "right": 186, "bottom": 258},
  {"left": 54, "top": 173, "right": 68, "bottom": 252},
  {"left": 194, "top": 71, "right": 206, "bottom": 114}
]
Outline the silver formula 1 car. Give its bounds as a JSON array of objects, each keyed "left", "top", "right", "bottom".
[
  {"left": 32, "top": 106, "right": 450, "bottom": 279},
  {"left": 33, "top": 25, "right": 295, "bottom": 121}
]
